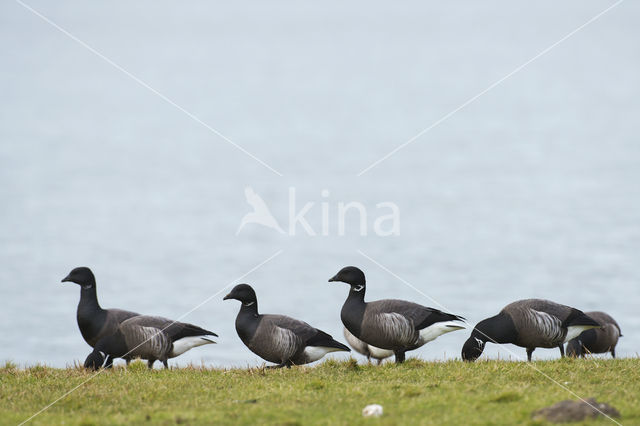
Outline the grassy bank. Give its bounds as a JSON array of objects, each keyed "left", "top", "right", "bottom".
[{"left": 1, "top": 358, "right": 638, "bottom": 425}]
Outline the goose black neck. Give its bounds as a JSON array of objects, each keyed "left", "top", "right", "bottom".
[
  {"left": 79, "top": 284, "right": 102, "bottom": 313},
  {"left": 347, "top": 284, "right": 366, "bottom": 302},
  {"left": 239, "top": 300, "right": 259, "bottom": 316},
  {"left": 472, "top": 312, "right": 517, "bottom": 344},
  {"left": 341, "top": 286, "right": 367, "bottom": 337},
  {"left": 235, "top": 302, "right": 260, "bottom": 343}
]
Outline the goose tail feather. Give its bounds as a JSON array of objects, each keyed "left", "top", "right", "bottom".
[{"left": 307, "top": 331, "right": 350, "bottom": 352}]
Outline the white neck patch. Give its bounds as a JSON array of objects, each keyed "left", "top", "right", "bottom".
[
  {"left": 353, "top": 285, "right": 364, "bottom": 292},
  {"left": 243, "top": 301, "right": 255, "bottom": 307},
  {"left": 474, "top": 337, "right": 484, "bottom": 348}
]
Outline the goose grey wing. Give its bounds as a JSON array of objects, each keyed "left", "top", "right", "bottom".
[
  {"left": 119, "top": 315, "right": 170, "bottom": 329},
  {"left": 106, "top": 308, "right": 140, "bottom": 323},
  {"left": 261, "top": 314, "right": 319, "bottom": 343},
  {"left": 92, "top": 308, "right": 140, "bottom": 346},
  {"left": 506, "top": 306, "right": 565, "bottom": 346},
  {"left": 368, "top": 299, "right": 464, "bottom": 330},
  {"left": 515, "top": 300, "right": 599, "bottom": 329},
  {"left": 361, "top": 309, "right": 415, "bottom": 347},
  {"left": 505, "top": 299, "right": 571, "bottom": 321},
  {"left": 121, "top": 316, "right": 217, "bottom": 341},
  {"left": 251, "top": 316, "right": 301, "bottom": 362},
  {"left": 119, "top": 323, "right": 171, "bottom": 359}
]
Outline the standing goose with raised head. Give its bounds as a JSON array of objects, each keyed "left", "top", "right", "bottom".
[
  {"left": 343, "top": 327, "right": 393, "bottom": 365},
  {"left": 461, "top": 299, "right": 601, "bottom": 362},
  {"left": 566, "top": 311, "right": 621, "bottom": 358},
  {"left": 224, "top": 284, "right": 350, "bottom": 368},
  {"left": 84, "top": 315, "right": 217, "bottom": 370},
  {"left": 329, "top": 266, "right": 466, "bottom": 364},
  {"left": 62, "top": 267, "right": 140, "bottom": 367}
]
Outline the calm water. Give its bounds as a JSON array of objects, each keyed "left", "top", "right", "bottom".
[{"left": 1, "top": 1, "right": 639, "bottom": 368}]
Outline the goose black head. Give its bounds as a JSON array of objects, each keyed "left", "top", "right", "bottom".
[
  {"left": 461, "top": 336, "right": 485, "bottom": 362},
  {"left": 328, "top": 266, "right": 366, "bottom": 291},
  {"left": 224, "top": 284, "right": 257, "bottom": 306},
  {"left": 566, "top": 329, "right": 596, "bottom": 357},
  {"left": 84, "top": 349, "right": 106, "bottom": 370},
  {"left": 62, "top": 267, "right": 96, "bottom": 289},
  {"left": 566, "top": 339, "right": 584, "bottom": 357}
]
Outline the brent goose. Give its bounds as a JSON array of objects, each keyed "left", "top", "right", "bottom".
[
  {"left": 343, "top": 327, "right": 393, "bottom": 365},
  {"left": 329, "top": 266, "right": 465, "bottom": 363},
  {"left": 461, "top": 299, "right": 601, "bottom": 362},
  {"left": 566, "top": 311, "right": 621, "bottom": 358},
  {"left": 224, "top": 284, "right": 350, "bottom": 368},
  {"left": 84, "top": 315, "right": 217, "bottom": 370},
  {"left": 62, "top": 267, "right": 140, "bottom": 367}
]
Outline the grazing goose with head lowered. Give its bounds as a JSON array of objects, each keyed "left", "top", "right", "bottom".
[
  {"left": 461, "top": 299, "right": 601, "bottom": 362},
  {"left": 343, "top": 327, "right": 393, "bottom": 365},
  {"left": 566, "top": 311, "right": 621, "bottom": 358},
  {"left": 329, "top": 266, "right": 465, "bottom": 364},
  {"left": 62, "top": 267, "right": 140, "bottom": 367},
  {"left": 84, "top": 315, "right": 217, "bottom": 370},
  {"left": 223, "top": 284, "right": 350, "bottom": 368}
]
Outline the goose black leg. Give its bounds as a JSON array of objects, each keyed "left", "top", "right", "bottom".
[
  {"left": 611, "top": 348, "right": 616, "bottom": 359},
  {"left": 558, "top": 344, "right": 565, "bottom": 358},
  {"left": 377, "top": 359, "right": 383, "bottom": 366},
  {"left": 162, "top": 360, "right": 169, "bottom": 369},
  {"left": 394, "top": 351, "right": 405, "bottom": 364},
  {"left": 526, "top": 348, "right": 534, "bottom": 362},
  {"left": 104, "top": 355, "right": 114, "bottom": 369},
  {"left": 125, "top": 358, "right": 131, "bottom": 366},
  {"left": 147, "top": 359, "right": 155, "bottom": 369},
  {"left": 267, "top": 361, "right": 291, "bottom": 369}
]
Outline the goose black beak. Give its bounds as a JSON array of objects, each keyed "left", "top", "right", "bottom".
[
  {"left": 61, "top": 275, "right": 71, "bottom": 283},
  {"left": 328, "top": 275, "right": 338, "bottom": 282},
  {"left": 223, "top": 294, "right": 232, "bottom": 300}
]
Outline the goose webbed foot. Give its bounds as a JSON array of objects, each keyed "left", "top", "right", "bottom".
[
  {"left": 394, "top": 351, "right": 405, "bottom": 364},
  {"left": 526, "top": 348, "right": 534, "bottom": 362}
]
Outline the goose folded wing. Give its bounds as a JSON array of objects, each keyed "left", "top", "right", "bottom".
[
  {"left": 516, "top": 300, "right": 575, "bottom": 324},
  {"left": 262, "top": 314, "right": 318, "bottom": 343},
  {"left": 106, "top": 308, "right": 140, "bottom": 322},
  {"left": 120, "top": 316, "right": 217, "bottom": 342},
  {"left": 121, "top": 324, "right": 171, "bottom": 358},
  {"left": 100, "top": 309, "right": 141, "bottom": 339},
  {"left": 258, "top": 315, "right": 306, "bottom": 360},
  {"left": 164, "top": 321, "right": 217, "bottom": 341},
  {"left": 526, "top": 309, "right": 564, "bottom": 342},
  {"left": 369, "top": 299, "right": 464, "bottom": 331}
]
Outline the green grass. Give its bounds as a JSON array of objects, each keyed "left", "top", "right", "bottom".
[{"left": 1, "top": 358, "right": 638, "bottom": 425}]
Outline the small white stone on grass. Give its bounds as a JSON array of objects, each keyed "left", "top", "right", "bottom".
[{"left": 362, "top": 404, "right": 383, "bottom": 417}]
